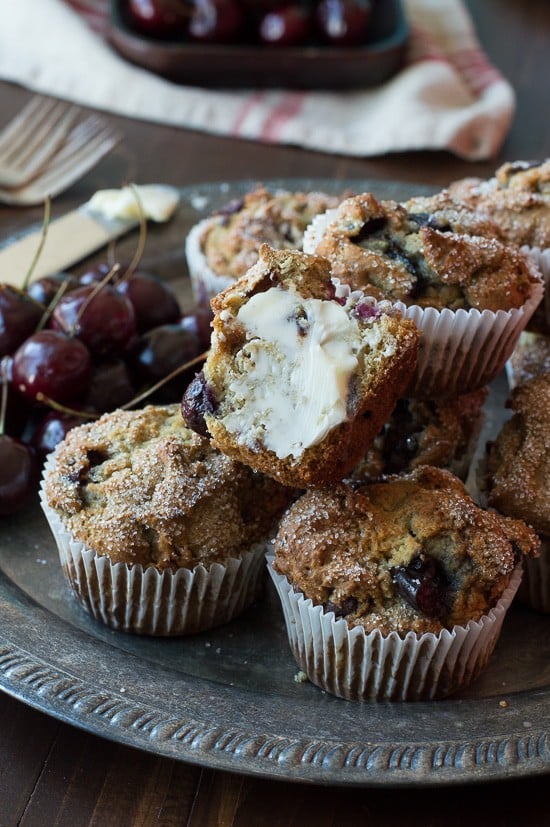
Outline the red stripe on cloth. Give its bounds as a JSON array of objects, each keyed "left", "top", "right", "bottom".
[
  {"left": 258, "top": 92, "right": 307, "bottom": 141},
  {"left": 62, "top": 0, "right": 110, "bottom": 34},
  {"left": 230, "top": 92, "right": 266, "bottom": 136}
]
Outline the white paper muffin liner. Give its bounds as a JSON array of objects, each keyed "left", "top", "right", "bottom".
[
  {"left": 185, "top": 217, "right": 236, "bottom": 308},
  {"left": 39, "top": 464, "right": 267, "bottom": 636},
  {"left": 516, "top": 537, "right": 550, "bottom": 613},
  {"left": 304, "top": 211, "right": 544, "bottom": 398},
  {"left": 267, "top": 557, "right": 522, "bottom": 702}
]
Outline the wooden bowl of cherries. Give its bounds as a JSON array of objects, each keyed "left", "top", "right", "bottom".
[
  {"left": 0, "top": 245, "right": 211, "bottom": 517},
  {"left": 108, "top": 0, "right": 409, "bottom": 89}
]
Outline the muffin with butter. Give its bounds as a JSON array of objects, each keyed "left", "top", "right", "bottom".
[{"left": 181, "top": 244, "right": 419, "bottom": 488}]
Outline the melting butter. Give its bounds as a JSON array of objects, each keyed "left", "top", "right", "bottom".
[
  {"left": 86, "top": 184, "right": 179, "bottom": 222},
  {"left": 220, "top": 286, "right": 362, "bottom": 460}
]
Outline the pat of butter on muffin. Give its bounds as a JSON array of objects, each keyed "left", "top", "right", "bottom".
[{"left": 219, "top": 285, "right": 381, "bottom": 459}]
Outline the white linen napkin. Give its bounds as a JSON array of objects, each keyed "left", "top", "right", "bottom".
[{"left": 0, "top": 0, "right": 515, "bottom": 160}]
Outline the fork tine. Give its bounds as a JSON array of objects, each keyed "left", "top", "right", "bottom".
[
  {"left": 0, "top": 98, "right": 83, "bottom": 187},
  {"left": 0, "top": 119, "right": 120, "bottom": 205},
  {"left": 0, "top": 105, "right": 81, "bottom": 186}
]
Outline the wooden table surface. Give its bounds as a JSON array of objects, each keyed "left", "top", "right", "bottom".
[{"left": 1, "top": 1, "right": 549, "bottom": 824}]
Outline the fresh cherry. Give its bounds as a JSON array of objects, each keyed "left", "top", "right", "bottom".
[
  {"left": 12, "top": 330, "right": 92, "bottom": 406},
  {"left": 116, "top": 270, "right": 181, "bottom": 333},
  {"left": 258, "top": 4, "right": 313, "bottom": 46},
  {"left": 77, "top": 262, "right": 114, "bottom": 286},
  {"left": 30, "top": 410, "right": 86, "bottom": 460},
  {"left": 0, "top": 434, "right": 39, "bottom": 515},
  {"left": 0, "top": 285, "right": 43, "bottom": 358},
  {"left": 84, "top": 359, "right": 136, "bottom": 413},
  {"left": 316, "top": 0, "right": 372, "bottom": 46},
  {"left": 189, "top": 0, "right": 245, "bottom": 43},
  {"left": 50, "top": 284, "right": 137, "bottom": 357},
  {"left": 179, "top": 307, "right": 213, "bottom": 351},
  {"left": 125, "top": 0, "right": 190, "bottom": 38},
  {"left": 129, "top": 322, "right": 204, "bottom": 401},
  {"left": 26, "top": 272, "right": 79, "bottom": 307}
]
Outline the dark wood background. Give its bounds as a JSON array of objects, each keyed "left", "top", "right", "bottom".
[{"left": 1, "top": 1, "right": 549, "bottom": 824}]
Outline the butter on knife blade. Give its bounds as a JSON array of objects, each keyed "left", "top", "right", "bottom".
[{"left": 0, "top": 184, "right": 180, "bottom": 286}]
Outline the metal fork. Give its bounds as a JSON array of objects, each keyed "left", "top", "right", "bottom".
[
  {"left": 0, "top": 115, "right": 121, "bottom": 206},
  {"left": 0, "top": 97, "right": 84, "bottom": 188}
]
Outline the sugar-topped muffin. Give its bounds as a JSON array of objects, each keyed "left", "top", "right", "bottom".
[
  {"left": 484, "top": 373, "right": 550, "bottom": 612},
  {"left": 269, "top": 465, "right": 538, "bottom": 700},
  {"left": 303, "top": 191, "right": 543, "bottom": 398},
  {"left": 448, "top": 159, "right": 550, "bottom": 249},
  {"left": 303, "top": 191, "right": 540, "bottom": 311},
  {"left": 182, "top": 244, "right": 419, "bottom": 488},
  {"left": 41, "top": 404, "right": 293, "bottom": 634},
  {"left": 185, "top": 185, "right": 343, "bottom": 305},
  {"left": 485, "top": 374, "right": 550, "bottom": 538},
  {"left": 273, "top": 466, "right": 538, "bottom": 635}
]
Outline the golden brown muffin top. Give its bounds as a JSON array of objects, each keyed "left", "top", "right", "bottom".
[
  {"left": 309, "top": 192, "right": 541, "bottom": 310},
  {"left": 486, "top": 373, "right": 550, "bottom": 536},
  {"left": 45, "top": 404, "right": 293, "bottom": 570},
  {"left": 448, "top": 159, "right": 550, "bottom": 248},
  {"left": 199, "top": 186, "right": 342, "bottom": 279},
  {"left": 273, "top": 465, "right": 539, "bottom": 635}
]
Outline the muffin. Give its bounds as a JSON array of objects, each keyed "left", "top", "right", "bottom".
[
  {"left": 448, "top": 159, "right": 550, "bottom": 250},
  {"left": 506, "top": 331, "right": 550, "bottom": 388},
  {"left": 185, "top": 185, "right": 343, "bottom": 306},
  {"left": 448, "top": 159, "right": 550, "bottom": 333},
  {"left": 348, "top": 387, "right": 488, "bottom": 483},
  {"left": 303, "top": 191, "right": 543, "bottom": 397},
  {"left": 181, "top": 244, "right": 420, "bottom": 488},
  {"left": 484, "top": 373, "right": 550, "bottom": 611},
  {"left": 269, "top": 465, "right": 539, "bottom": 701},
  {"left": 40, "top": 404, "right": 293, "bottom": 634}
]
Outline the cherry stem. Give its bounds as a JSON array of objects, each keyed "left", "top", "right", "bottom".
[
  {"left": 121, "top": 350, "right": 208, "bottom": 410},
  {"left": 35, "top": 393, "right": 98, "bottom": 420},
  {"left": 35, "top": 350, "right": 209, "bottom": 419},
  {"left": 22, "top": 196, "right": 51, "bottom": 291},
  {"left": 70, "top": 263, "right": 121, "bottom": 336},
  {"left": 121, "top": 183, "right": 147, "bottom": 281},
  {"left": 0, "top": 357, "right": 8, "bottom": 436},
  {"left": 36, "top": 279, "right": 71, "bottom": 332}
]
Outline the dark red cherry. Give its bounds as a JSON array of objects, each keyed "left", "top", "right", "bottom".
[
  {"left": 179, "top": 307, "right": 213, "bottom": 351},
  {"left": 84, "top": 359, "right": 136, "bottom": 413},
  {"left": 129, "top": 322, "right": 204, "bottom": 401},
  {"left": 12, "top": 330, "right": 92, "bottom": 406},
  {"left": 30, "top": 411, "right": 86, "bottom": 460},
  {"left": 258, "top": 4, "right": 313, "bottom": 46},
  {"left": 126, "top": 0, "right": 190, "bottom": 38},
  {"left": 0, "top": 285, "right": 43, "bottom": 358},
  {"left": 316, "top": 0, "right": 372, "bottom": 46},
  {"left": 181, "top": 370, "right": 218, "bottom": 436},
  {"left": 26, "top": 272, "right": 79, "bottom": 306},
  {"left": 50, "top": 284, "right": 137, "bottom": 357},
  {"left": 0, "top": 434, "right": 39, "bottom": 515},
  {"left": 116, "top": 270, "right": 181, "bottom": 333},
  {"left": 189, "top": 0, "right": 245, "bottom": 43},
  {"left": 77, "top": 262, "right": 114, "bottom": 286}
]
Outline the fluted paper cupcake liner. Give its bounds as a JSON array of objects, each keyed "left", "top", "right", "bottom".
[
  {"left": 39, "top": 466, "right": 267, "bottom": 636},
  {"left": 185, "top": 217, "right": 235, "bottom": 307},
  {"left": 267, "top": 557, "right": 522, "bottom": 702}
]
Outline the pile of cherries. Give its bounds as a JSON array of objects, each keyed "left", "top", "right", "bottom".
[
  {"left": 0, "top": 261, "right": 212, "bottom": 516},
  {"left": 124, "top": 0, "right": 374, "bottom": 47}
]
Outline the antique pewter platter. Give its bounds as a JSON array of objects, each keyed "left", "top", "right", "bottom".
[{"left": 0, "top": 179, "right": 549, "bottom": 787}]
